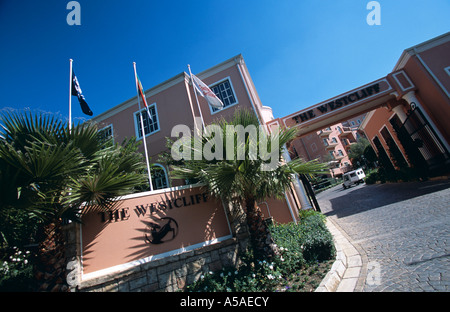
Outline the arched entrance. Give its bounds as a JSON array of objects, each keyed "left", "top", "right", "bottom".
[{"left": 266, "top": 66, "right": 450, "bottom": 208}]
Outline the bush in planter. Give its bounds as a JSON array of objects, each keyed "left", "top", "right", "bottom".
[
  {"left": 365, "top": 171, "right": 379, "bottom": 184},
  {"left": 185, "top": 211, "right": 335, "bottom": 292},
  {"left": 270, "top": 211, "right": 335, "bottom": 264},
  {"left": 297, "top": 214, "right": 335, "bottom": 262}
]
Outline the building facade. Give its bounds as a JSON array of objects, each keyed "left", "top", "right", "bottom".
[
  {"left": 359, "top": 33, "right": 450, "bottom": 174},
  {"left": 92, "top": 54, "right": 303, "bottom": 221},
  {"left": 289, "top": 115, "right": 366, "bottom": 177},
  {"left": 73, "top": 32, "right": 449, "bottom": 292},
  {"left": 267, "top": 32, "right": 450, "bottom": 178}
]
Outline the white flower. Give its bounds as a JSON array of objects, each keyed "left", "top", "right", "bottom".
[
  {"left": 200, "top": 275, "right": 205, "bottom": 279},
  {"left": 252, "top": 274, "right": 256, "bottom": 278},
  {"left": 267, "top": 274, "right": 274, "bottom": 280},
  {"left": 209, "top": 271, "right": 213, "bottom": 275},
  {"left": 280, "top": 246, "right": 284, "bottom": 251},
  {"left": 269, "top": 265, "right": 274, "bottom": 270}
]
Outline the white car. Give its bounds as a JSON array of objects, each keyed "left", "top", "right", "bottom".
[{"left": 342, "top": 169, "right": 366, "bottom": 189}]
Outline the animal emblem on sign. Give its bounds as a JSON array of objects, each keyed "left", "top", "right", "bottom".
[{"left": 145, "top": 217, "right": 179, "bottom": 244}]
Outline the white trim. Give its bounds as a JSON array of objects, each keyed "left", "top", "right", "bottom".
[
  {"left": 119, "top": 182, "right": 206, "bottom": 201},
  {"left": 81, "top": 235, "right": 233, "bottom": 282},
  {"left": 133, "top": 102, "right": 160, "bottom": 140},
  {"left": 195, "top": 54, "right": 243, "bottom": 81},
  {"left": 208, "top": 76, "right": 240, "bottom": 115},
  {"left": 284, "top": 193, "right": 297, "bottom": 224},
  {"left": 392, "top": 71, "right": 415, "bottom": 92},
  {"left": 445, "top": 66, "right": 450, "bottom": 77},
  {"left": 414, "top": 48, "right": 450, "bottom": 99},
  {"left": 236, "top": 61, "right": 262, "bottom": 125},
  {"left": 92, "top": 73, "right": 188, "bottom": 123}
]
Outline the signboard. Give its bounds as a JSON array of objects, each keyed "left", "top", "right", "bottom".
[
  {"left": 81, "top": 185, "right": 232, "bottom": 277},
  {"left": 281, "top": 78, "right": 393, "bottom": 129}
]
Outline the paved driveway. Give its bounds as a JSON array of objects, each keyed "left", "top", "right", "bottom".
[{"left": 316, "top": 179, "right": 450, "bottom": 292}]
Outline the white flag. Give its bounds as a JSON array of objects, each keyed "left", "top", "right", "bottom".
[{"left": 191, "top": 74, "right": 224, "bottom": 109}]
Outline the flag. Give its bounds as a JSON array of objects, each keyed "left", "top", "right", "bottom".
[
  {"left": 71, "top": 71, "right": 93, "bottom": 116},
  {"left": 136, "top": 74, "right": 148, "bottom": 108},
  {"left": 191, "top": 74, "right": 224, "bottom": 109}
]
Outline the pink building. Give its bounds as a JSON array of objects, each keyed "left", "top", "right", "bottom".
[
  {"left": 92, "top": 54, "right": 306, "bottom": 221},
  {"left": 289, "top": 115, "right": 365, "bottom": 177},
  {"left": 267, "top": 32, "right": 450, "bottom": 178}
]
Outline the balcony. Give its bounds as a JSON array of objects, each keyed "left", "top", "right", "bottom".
[
  {"left": 326, "top": 141, "right": 338, "bottom": 150},
  {"left": 318, "top": 128, "right": 332, "bottom": 137},
  {"left": 338, "top": 126, "right": 355, "bottom": 138}
]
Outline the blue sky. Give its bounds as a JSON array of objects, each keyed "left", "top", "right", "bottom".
[{"left": 0, "top": 0, "right": 449, "bottom": 124}]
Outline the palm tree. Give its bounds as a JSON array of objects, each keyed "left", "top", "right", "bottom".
[
  {"left": 169, "top": 109, "right": 328, "bottom": 260},
  {"left": 0, "top": 111, "right": 146, "bottom": 291}
]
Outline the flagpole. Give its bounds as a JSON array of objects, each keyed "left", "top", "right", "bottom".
[
  {"left": 133, "top": 62, "right": 154, "bottom": 192},
  {"left": 69, "top": 59, "right": 73, "bottom": 132},
  {"left": 187, "top": 64, "right": 206, "bottom": 134}
]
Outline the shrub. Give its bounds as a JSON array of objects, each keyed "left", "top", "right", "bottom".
[
  {"left": 0, "top": 246, "right": 35, "bottom": 291},
  {"left": 365, "top": 171, "right": 379, "bottom": 184},
  {"left": 185, "top": 210, "right": 335, "bottom": 292},
  {"left": 271, "top": 212, "right": 335, "bottom": 263},
  {"left": 298, "top": 214, "right": 335, "bottom": 262}
]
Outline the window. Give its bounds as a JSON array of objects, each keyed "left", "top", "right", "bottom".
[
  {"left": 337, "top": 126, "right": 342, "bottom": 134},
  {"left": 134, "top": 104, "right": 159, "bottom": 138},
  {"left": 98, "top": 124, "right": 113, "bottom": 143},
  {"left": 337, "top": 149, "right": 344, "bottom": 156},
  {"left": 210, "top": 78, "right": 238, "bottom": 112},
  {"left": 151, "top": 164, "right": 168, "bottom": 190},
  {"left": 331, "top": 137, "right": 338, "bottom": 143},
  {"left": 323, "top": 138, "right": 328, "bottom": 146}
]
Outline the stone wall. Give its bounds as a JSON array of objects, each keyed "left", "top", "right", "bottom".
[{"left": 77, "top": 236, "right": 248, "bottom": 292}]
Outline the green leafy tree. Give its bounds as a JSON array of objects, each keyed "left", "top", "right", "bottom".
[
  {"left": 169, "top": 109, "right": 328, "bottom": 260},
  {"left": 0, "top": 111, "right": 146, "bottom": 291},
  {"left": 347, "top": 138, "right": 370, "bottom": 166}
]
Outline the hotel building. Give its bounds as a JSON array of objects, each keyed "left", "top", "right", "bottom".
[{"left": 74, "top": 32, "right": 449, "bottom": 292}]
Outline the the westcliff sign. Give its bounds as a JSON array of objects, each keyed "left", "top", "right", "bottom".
[
  {"left": 98, "top": 192, "right": 209, "bottom": 223},
  {"left": 292, "top": 83, "right": 382, "bottom": 124},
  {"left": 279, "top": 78, "right": 392, "bottom": 131},
  {"left": 81, "top": 186, "right": 232, "bottom": 277}
]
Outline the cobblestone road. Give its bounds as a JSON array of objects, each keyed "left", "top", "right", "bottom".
[{"left": 316, "top": 179, "right": 450, "bottom": 292}]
